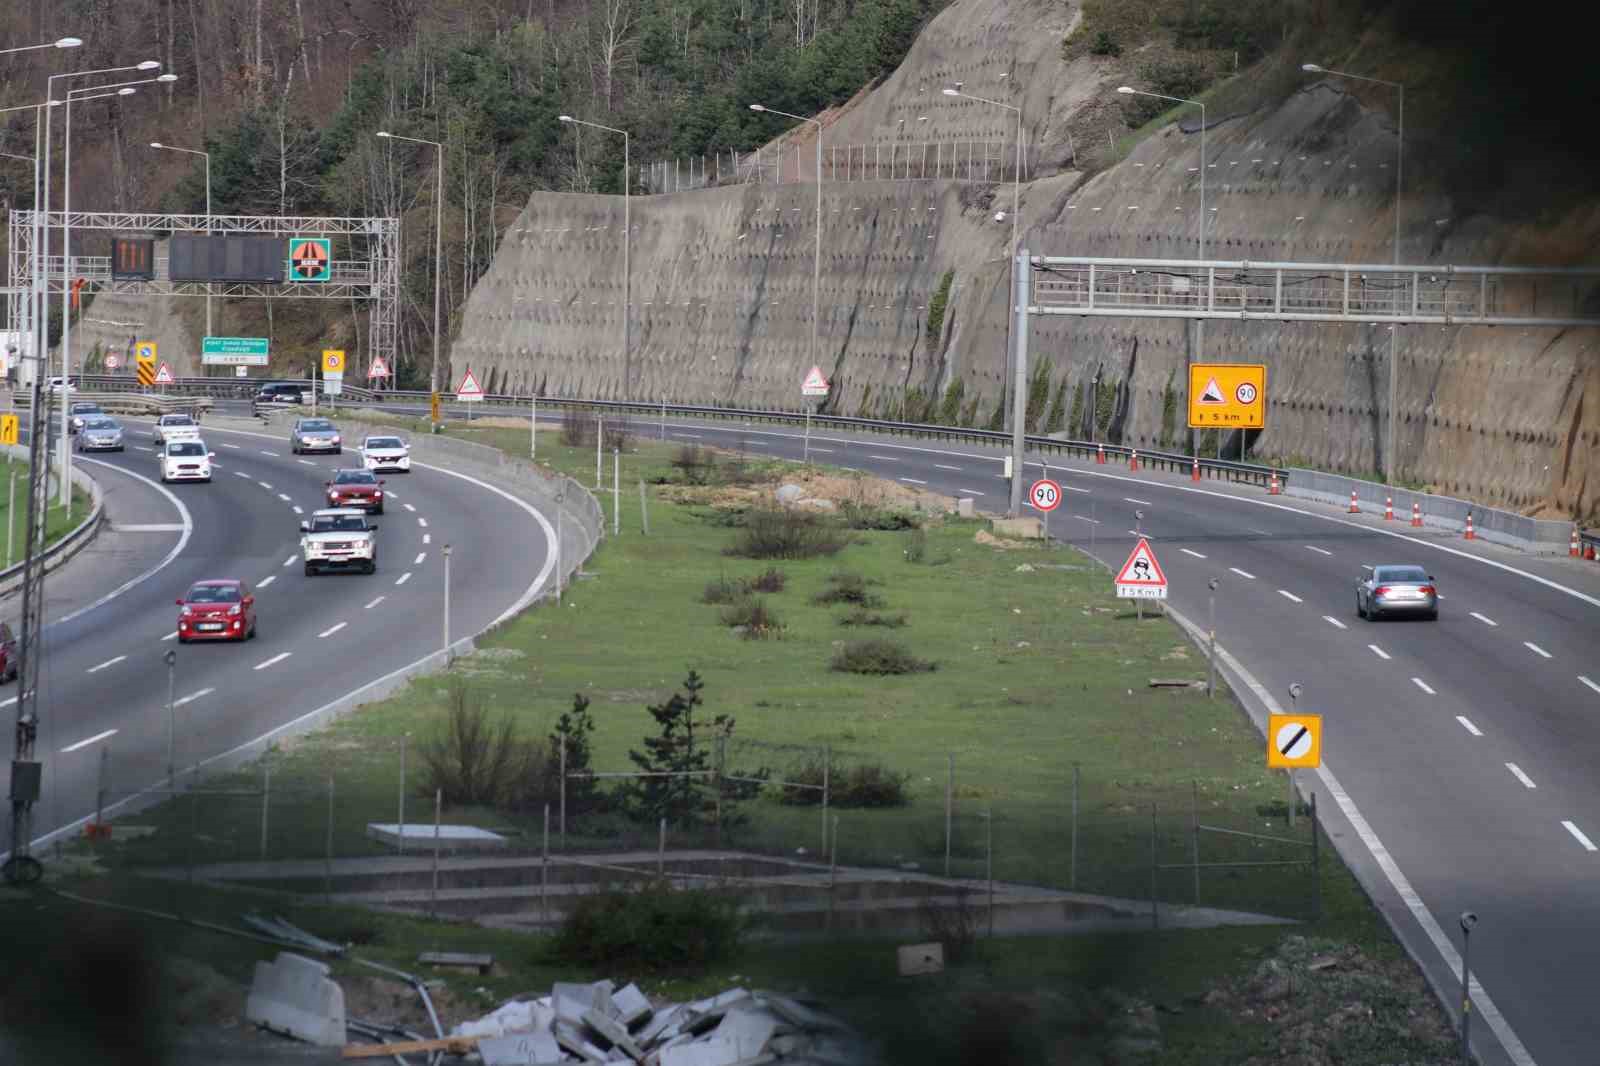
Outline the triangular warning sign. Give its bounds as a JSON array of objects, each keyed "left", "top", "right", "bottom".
[
  {"left": 1114, "top": 538, "right": 1168, "bottom": 587},
  {"left": 153, "top": 362, "right": 175, "bottom": 385},
  {"left": 801, "top": 365, "right": 830, "bottom": 393},
  {"left": 367, "top": 356, "right": 391, "bottom": 379},
  {"left": 1197, "top": 376, "right": 1225, "bottom": 405},
  {"left": 455, "top": 368, "right": 484, "bottom": 399}
]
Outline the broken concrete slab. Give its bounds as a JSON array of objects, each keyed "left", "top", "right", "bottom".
[
  {"left": 896, "top": 942, "right": 945, "bottom": 976},
  {"left": 555, "top": 981, "right": 616, "bottom": 1027},
  {"left": 712, "top": 1007, "right": 780, "bottom": 1059},
  {"left": 453, "top": 998, "right": 554, "bottom": 1039},
  {"left": 584, "top": 1008, "right": 646, "bottom": 1061},
  {"left": 478, "top": 1030, "right": 564, "bottom": 1065},
  {"left": 635, "top": 1004, "right": 683, "bottom": 1046},
  {"left": 660, "top": 1037, "right": 741, "bottom": 1066},
  {"left": 244, "top": 952, "right": 347, "bottom": 1047},
  {"left": 762, "top": 996, "right": 848, "bottom": 1033},
  {"left": 365, "top": 823, "right": 509, "bottom": 850},
  {"left": 612, "top": 983, "right": 653, "bottom": 1028},
  {"left": 555, "top": 1019, "right": 610, "bottom": 1063}
]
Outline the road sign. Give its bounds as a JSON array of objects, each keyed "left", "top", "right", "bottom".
[
  {"left": 235, "top": 365, "right": 249, "bottom": 378},
  {"left": 1267, "top": 713, "right": 1322, "bottom": 769},
  {"left": 801, "top": 365, "right": 830, "bottom": 397},
  {"left": 456, "top": 368, "right": 484, "bottom": 402},
  {"left": 153, "top": 362, "right": 174, "bottom": 385},
  {"left": 1188, "top": 363, "right": 1266, "bottom": 429},
  {"left": 104, "top": 353, "right": 122, "bottom": 369},
  {"left": 0, "top": 415, "right": 17, "bottom": 446},
  {"left": 1114, "top": 537, "right": 1168, "bottom": 599},
  {"left": 1029, "top": 479, "right": 1062, "bottom": 512},
  {"left": 323, "top": 376, "right": 343, "bottom": 397},
  {"left": 367, "top": 355, "right": 391, "bottom": 379},
  {"left": 202, "top": 336, "right": 270, "bottom": 366},
  {"left": 322, "top": 349, "right": 346, "bottom": 376},
  {"left": 288, "top": 238, "right": 332, "bottom": 282}
]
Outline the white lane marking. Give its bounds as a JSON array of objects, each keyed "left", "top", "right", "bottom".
[
  {"left": 1062, "top": 485, "right": 1092, "bottom": 493},
  {"left": 277, "top": 493, "right": 292, "bottom": 502},
  {"left": 257, "top": 481, "right": 273, "bottom": 490},
  {"left": 395, "top": 572, "right": 412, "bottom": 586},
  {"left": 87, "top": 655, "right": 127, "bottom": 674},
  {"left": 293, "top": 506, "right": 303, "bottom": 515},
  {"left": 222, "top": 443, "right": 241, "bottom": 449},
  {"left": 260, "top": 450, "right": 280, "bottom": 457},
  {"left": 298, "top": 459, "right": 315, "bottom": 466},
  {"left": 1124, "top": 497, "right": 1152, "bottom": 505},
  {"left": 233, "top": 471, "right": 251, "bottom": 479},
  {"left": 1278, "top": 590, "right": 1303, "bottom": 603},
  {"left": 253, "top": 652, "right": 291, "bottom": 671},
  {"left": 899, "top": 477, "right": 928, "bottom": 485},
  {"left": 1411, "top": 677, "right": 1436, "bottom": 695},
  {"left": 134, "top": 445, "right": 155, "bottom": 452},
  {"left": 868, "top": 454, "right": 900, "bottom": 461},
  {"left": 1248, "top": 527, "right": 1272, "bottom": 535},
  {"left": 1228, "top": 567, "right": 1256, "bottom": 579},
  {"left": 1323, "top": 616, "right": 1348, "bottom": 630},
  {"left": 1126, "top": 529, "right": 1153, "bottom": 538},
  {"left": 933, "top": 463, "right": 963, "bottom": 471},
  {"left": 1368, "top": 643, "right": 1391, "bottom": 660},
  {"left": 671, "top": 432, "right": 703, "bottom": 439},
  {"left": 282, "top": 556, "right": 296, "bottom": 568},
  {"left": 161, "top": 631, "right": 178, "bottom": 641},
  {"left": 1471, "top": 611, "right": 1498, "bottom": 626},
  {"left": 403, "top": 503, "right": 417, "bottom": 512},
  {"left": 1456, "top": 715, "right": 1483, "bottom": 737},
  {"left": 1563, "top": 821, "right": 1598, "bottom": 852},
  {"left": 1506, "top": 764, "right": 1537, "bottom": 789},
  {"left": 1305, "top": 545, "right": 1333, "bottom": 556},
  {"left": 64, "top": 458, "right": 195, "bottom": 627},
  {"left": 257, "top": 576, "right": 276, "bottom": 588},
  {"left": 1076, "top": 515, "right": 1100, "bottom": 523},
  {"left": 61, "top": 728, "right": 117, "bottom": 753},
  {"left": 417, "top": 517, "right": 428, "bottom": 528},
  {"left": 413, "top": 552, "right": 426, "bottom": 565},
  {"left": 318, "top": 622, "right": 348, "bottom": 639},
  {"left": 0, "top": 697, "right": 14, "bottom": 708},
  {"left": 422, "top": 533, "right": 432, "bottom": 544},
  {"left": 364, "top": 596, "right": 385, "bottom": 609},
  {"left": 1581, "top": 676, "right": 1600, "bottom": 696},
  {"left": 172, "top": 688, "right": 215, "bottom": 708},
  {"left": 808, "top": 447, "right": 833, "bottom": 453},
  {"left": 1524, "top": 641, "right": 1552, "bottom": 659},
  {"left": 109, "top": 523, "right": 186, "bottom": 533},
  {"left": 1180, "top": 548, "right": 1206, "bottom": 558}
]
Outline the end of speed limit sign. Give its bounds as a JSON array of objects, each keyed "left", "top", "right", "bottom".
[{"left": 1029, "top": 478, "right": 1062, "bottom": 512}]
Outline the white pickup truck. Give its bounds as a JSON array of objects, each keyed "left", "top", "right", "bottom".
[{"left": 300, "top": 508, "right": 379, "bottom": 576}]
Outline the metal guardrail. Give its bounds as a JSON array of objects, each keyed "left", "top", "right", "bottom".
[
  {"left": 0, "top": 448, "right": 105, "bottom": 598},
  {"left": 13, "top": 390, "right": 213, "bottom": 417}
]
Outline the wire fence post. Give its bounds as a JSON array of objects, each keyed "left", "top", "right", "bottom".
[
  {"left": 595, "top": 417, "right": 603, "bottom": 489},
  {"left": 260, "top": 766, "right": 270, "bottom": 861},
  {"left": 639, "top": 479, "right": 649, "bottom": 535},
  {"left": 95, "top": 746, "right": 107, "bottom": 831},
  {"left": 1191, "top": 779, "right": 1201, "bottom": 905},
  {"left": 1311, "top": 791, "right": 1322, "bottom": 922},
  {"left": 714, "top": 733, "right": 724, "bottom": 850},
  {"left": 821, "top": 744, "right": 831, "bottom": 857},
  {"left": 985, "top": 809, "right": 994, "bottom": 940},
  {"left": 542, "top": 803, "right": 550, "bottom": 928},
  {"left": 827, "top": 814, "right": 839, "bottom": 933},
  {"left": 1287, "top": 768, "right": 1297, "bottom": 829},
  {"left": 612, "top": 448, "right": 620, "bottom": 537},
  {"left": 660, "top": 398, "right": 666, "bottom": 440},
  {"left": 657, "top": 817, "right": 666, "bottom": 878},
  {"left": 324, "top": 775, "right": 335, "bottom": 902},
  {"left": 430, "top": 788, "right": 441, "bottom": 921},
  {"left": 1070, "top": 763, "right": 1080, "bottom": 891},
  {"left": 559, "top": 734, "right": 567, "bottom": 848},
  {"left": 397, "top": 734, "right": 407, "bottom": 855},
  {"left": 1149, "top": 803, "right": 1159, "bottom": 930},
  {"left": 187, "top": 784, "right": 199, "bottom": 891},
  {"left": 944, "top": 752, "right": 953, "bottom": 878}
]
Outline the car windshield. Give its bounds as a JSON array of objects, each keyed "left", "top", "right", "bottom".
[
  {"left": 1377, "top": 566, "right": 1429, "bottom": 583},
  {"left": 186, "top": 584, "right": 240, "bottom": 604},
  {"left": 71, "top": 404, "right": 100, "bottom": 414},
  {"left": 311, "top": 515, "right": 368, "bottom": 533},
  {"left": 334, "top": 470, "right": 377, "bottom": 485},
  {"left": 162, "top": 415, "right": 195, "bottom": 426},
  {"left": 85, "top": 418, "right": 118, "bottom": 431},
  {"left": 301, "top": 420, "right": 333, "bottom": 432},
  {"left": 366, "top": 437, "right": 403, "bottom": 449},
  {"left": 168, "top": 442, "right": 206, "bottom": 457}
]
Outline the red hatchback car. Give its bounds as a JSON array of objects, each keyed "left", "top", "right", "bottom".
[
  {"left": 176, "top": 580, "right": 257, "bottom": 643},
  {"left": 325, "top": 469, "right": 385, "bottom": 514}
]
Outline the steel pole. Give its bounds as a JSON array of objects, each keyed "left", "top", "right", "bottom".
[
  {"left": 59, "top": 96, "right": 73, "bottom": 508},
  {"left": 1387, "top": 83, "right": 1403, "bottom": 487},
  {"left": 164, "top": 651, "right": 177, "bottom": 789},
  {"left": 442, "top": 544, "right": 452, "bottom": 662},
  {"left": 812, "top": 122, "right": 821, "bottom": 377},
  {"left": 1007, "top": 250, "right": 1030, "bottom": 516},
  {"left": 1459, "top": 924, "right": 1472, "bottom": 1064},
  {"left": 623, "top": 132, "right": 630, "bottom": 399},
  {"left": 431, "top": 143, "right": 443, "bottom": 396},
  {"left": 204, "top": 152, "right": 212, "bottom": 342}
]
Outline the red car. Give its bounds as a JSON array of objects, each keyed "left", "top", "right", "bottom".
[
  {"left": 0, "top": 621, "right": 16, "bottom": 683},
  {"left": 325, "top": 469, "right": 385, "bottom": 514},
  {"left": 176, "top": 580, "right": 257, "bottom": 643}
]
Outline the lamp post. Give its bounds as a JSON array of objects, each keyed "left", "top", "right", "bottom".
[
  {"left": 4, "top": 101, "right": 62, "bottom": 404},
  {"left": 1303, "top": 63, "right": 1404, "bottom": 486},
  {"left": 0, "top": 37, "right": 82, "bottom": 58},
  {"left": 1458, "top": 911, "right": 1478, "bottom": 1064},
  {"left": 376, "top": 131, "right": 445, "bottom": 397},
  {"left": 944, "top": 87, "right": 1021, "bottom": 430},
  {"left": 163, "top": 648, "right": 178, "bottom": 790},
  {"left": 442, "top": 542, "right": 453, "bottom": 664},
  {"left": 148, "top": 141, "right": 212, "bottom": 346},
  {"left": 558, "top": 116, "right": 630, "bottom": 397},
  {"left": 1116, "top": 86, "right": 1209, "bottom": 456},
  {"left": 748, "top": 104, "right": 823, "bottom": 385}
]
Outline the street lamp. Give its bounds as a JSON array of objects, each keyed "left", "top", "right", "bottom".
[
  {"left": 442, "top": 543, "right": 453, "bottom": 663},
  {"left": 1458, "top": 911, "right": 1478, "bottom": 1064},
  {"left": 148, "top": 140, "right": 212, "bottom": 344},
  {"left": 163, "top": 648, "right": 178, "bottom": 789},
  {"left": 944, "top": 87, "right": 1022, "bottom": 432},
  {"left": 1303, "top": 63, "right": 1405, "bottom": 486},
  {"left": 0, "top": 37, "right": 82, "bottom": 57},
  {"left": 558, "top": 116, "right": 631, "bottom": 397},
  {"left": 377, "top": 131, "right": 446, "bottom": 398},
  {"left": 748, "top": 104, "right": 823, "bottom": 386}
]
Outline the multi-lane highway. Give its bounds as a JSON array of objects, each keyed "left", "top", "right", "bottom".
[{"left": 5, "top": 411, "right": 552, "bottom": 855}]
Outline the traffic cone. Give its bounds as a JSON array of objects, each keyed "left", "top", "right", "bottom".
[
  {"left": 1410, "top": 502, "right": 1422, "bottom": 527},
  {"left": 1096, "top": 443, "right": 1106, "bottom": 465},
  {"left": 1572, "top": 527, "right": 1582, "bottom": 558},
  {"left": 1129, "top": 449, "right": 1139, "bottom": 472},
  {"left": 1587, "top": 543, "right": 1597, "bottom": 561},
  {"left": 1191, "top": 456, "right": 1201, "bottom": 482},
  {"left": 1268, "top": 470, "right": 1281, "bottom": 495},
  {"left": 1348, "top": 490, "right": 1360, "bottom": 514},
  {"left": 1385, "top": 496, "right": 1394, "bottom": 521},
  {"left": 1464, "top": 511, "right": 1476, "bottom": 540}
]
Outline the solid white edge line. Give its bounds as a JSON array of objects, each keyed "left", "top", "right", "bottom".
[
  {"left": 1505, "top": 763, "right": 1536, "bottom": 789},
  {"left": 1456, "top": 715, "right": 1483, "bottom": 736},
  {"left": 61, "top": 459, "right": 195, "bottom": 627},
  {"left": 1562, "top": 821, "right": 1598, "bottom": 852},
  {"left": 1277, "top": 589, "right": 1303, "bottom": 603},
  {"left": 60, "top": 728, "right": 117, "bottom": 754},
  {"left": 1322, "top": 615, "right": 1347, "bottom": 629},
  {"left": 1411, "top": 677, "right": 1436, "bottom": 695},
  {"left": 1523, "top": 641, "right": 1552, "bottom": 659}
]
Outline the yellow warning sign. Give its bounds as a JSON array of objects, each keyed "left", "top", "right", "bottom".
[
  {"left": 135, "top": 341, "right": 158, "bottom": 387},
  {"left": 322, "top": 349, "right": 346, "bottom": 375},
  {"left": 1267, "top": 713, "right": 1322, "bottom": 769},
  {"left": 0, "top": 414, "right": 18, "bottom": 446},
  {"left": 1188, "top": 363, "right": 1266, "bottom": 429}
]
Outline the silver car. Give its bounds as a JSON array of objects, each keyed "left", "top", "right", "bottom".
[
  {"left": 1356, "top": 564, "right": 1438, "bottom": 621},
  {"left": 76, "top": 416, "right": 125, "bottom": 452},
  {"left": 290, "top": 417, "right": 343, "bottom": 454}
]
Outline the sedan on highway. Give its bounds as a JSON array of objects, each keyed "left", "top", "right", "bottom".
[
  {"left": 360, "top": 435, "right": 411, "bottom": 472},
  {"left": 325, "top": 468, "right": 385, "bottom": 513},
  {"left": 68, "top": 402, "right": 103, "bottom": 434},
  {"left": 75, "top": 416, "right": 125, "bottom": 452},
  {"left": 1356, "top": 565, "right": 1438, "bottom": 621},
  {"left": 153, "top": 413, "right": 201, "bottom": 446},
  {"left": 176, "top": 579, "right": 256, "bottom": 642},
  {"left": 159, "top": 440, "right": 214, "bottom": 483},
  {"left": 300, "top": 508, "right": 378, "bottom": 575},
  {"left": 290, "top": 417, "right": 342, "bottom": 454}
]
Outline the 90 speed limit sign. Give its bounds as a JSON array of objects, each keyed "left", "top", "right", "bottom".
[
  {"left": 1234, "top": 381, "right": 1258, "bottom": 405},
  {"left": 1029, "top": 478, "right": 1062, "bottom": 512}
]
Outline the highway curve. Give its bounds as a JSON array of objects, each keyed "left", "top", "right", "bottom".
[{"left": 6, "top": 413, "right": 551, "bottom": 855}]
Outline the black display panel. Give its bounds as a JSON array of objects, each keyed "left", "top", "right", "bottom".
[
  {"left": 169, "top": 235, "right": 285, "bottom": 283},
  {"left": 111, "top": 237, "right": 156, "bottom": 280}
]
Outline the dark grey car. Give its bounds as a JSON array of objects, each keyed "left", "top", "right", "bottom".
[
  {"left": 1356, "top": 565, "right": 1438, "bottom": 621},
  {"left": 290, "top": 417, "right": 342, "bottom": 454}
]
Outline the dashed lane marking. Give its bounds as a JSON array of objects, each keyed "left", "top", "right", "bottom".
[
  {"left": 934, "top": 464, "right": 963, "bottom": 471},
  {"left": 292, "top": 506, "right": 303, "bottom": 515},
  {"left": 60, "top": 729, "right": 117, "bottom": 753},
  {"left": 87, "top": 656, "right": 127, "bottom": 674},
  {"left": 413, "top": 553, "right": 426, "bottom": 565},
  {"left": 1506, "top": 764, "right": 1537, "bottom": 789},
  {"left": 1562, "top": 821, "right": 1597, "bottom": 852},
  {"left": 173, "top": 688, "right": 215, "bottom": 708},
  {"left": 318, "top": 622, "right": 347, "bottom": 638},
  {"left": 364, "top": 596, "right": 385, "bottom": 609},
  {"left": 1456, "top": 715, "right": 1483, "bottom": 737},
  {"left": 253, "top": 652, "right": 291, "bottom": 671},
  {"left": 869, "top": 454, "right": 900, "bottom": 462},
  {"left": 1471, "top": 612, "right": 1498, "bottom": 626},
  {"left": 395, "top": 572, "right": 412, "bottom": 586},
  {"left": 1412, "top": 678, "right": 1436, "bottom": 695},
  {"left": 1278, "top": 590, "right": 1303, "bottom": 603},
  {"left": 298, "top": 459, "right": 315, "bottom": 466},
  {"left": 282, "top": 556, "right": 296, "bottom": 568},
  {"left": 1124, "top": 497, "right": 1152, "bottom": 505},
  {"left": 257, "top": 576, "right": 276, "bottom": 588},
  {"left": 161, "top": 631, "right": 178, "bottom": 641},
  {"left": 403, "top": 503, "right": 416, "bottom": 512},
  {"left": 1524, "top": 642, "right": 1552, "bottom": 659},
  {"left": 1305, "top": 545, "right": 1333, "bottom": 556},
  {"left": 422, "top": 534, "right": 432, "bottom": 544},
  {"left": 277, "top": 493, "right": 292, "bottom": 502},
  {"left": 1180, "top": 548, "right": 1206, "bottom": 559},
  {"left": 417, "top": 518, "right": 427, "bottom": 528},
  {"left": 1323, "top": 616, "right": 1347, "bottom": 629},
  {"left": 1368, "top": 644, "right": 1391, "bottom": 660},
  {"left": 257, "top": 481, "right": 273, "bottom": 490},
  {"left": 260, "top": 450, "right": 280, "bottom": 457},
  {"left": 900, "top": 477, "right": 928, "bottom": 485},
  {"left": 1229, "top": 567, "right": 1256, "bottom": 579}
]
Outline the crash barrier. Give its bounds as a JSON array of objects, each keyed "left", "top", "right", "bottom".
[
  {"left": 0, "top": 444, "right": 104, "bottom": 598},
  {"left": 12, "top": 389, "right": 212, "bottom": 419}
]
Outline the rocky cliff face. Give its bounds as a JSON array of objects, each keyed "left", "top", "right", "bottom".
[{"left": 449, "top": 0, "right": 1600, "bottom": 521}]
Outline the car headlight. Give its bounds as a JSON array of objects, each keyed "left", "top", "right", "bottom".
[
  {"left": 332, "top": 436, "right": 342, "bottom": 444},
  {"left": 228, "top": 604, "right": 241, "bottom": 616},
  {"left": 181, "top": 606, "right": 193, "bottom": 617}
]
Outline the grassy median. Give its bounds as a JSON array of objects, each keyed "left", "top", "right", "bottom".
[{"left": 0, "top": 457, "right": 93, "bottom": 568}]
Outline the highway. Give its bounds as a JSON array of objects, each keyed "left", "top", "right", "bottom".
[{"left": 4, "top": 412, "right": 552, "bottom": 858}]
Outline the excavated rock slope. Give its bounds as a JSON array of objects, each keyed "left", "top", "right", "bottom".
[{"left": 450, "top": 0, "right": 1600, "bottom": 519}]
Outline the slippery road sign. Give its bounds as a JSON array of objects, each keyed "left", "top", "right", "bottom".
[
  {"left": 1267, "top": 713, "right": 1322, "bottom": 769},
  {"left": 1114, "top": 538, "right": 1168, "bottom": 599}
]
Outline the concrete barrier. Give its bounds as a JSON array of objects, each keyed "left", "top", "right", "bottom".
[{"left": 244, "top": 952, "right": 347, "bottom": 1046}]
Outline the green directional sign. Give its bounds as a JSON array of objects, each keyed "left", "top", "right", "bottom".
[{"left": 202, "top": 336, "right": 270, "bottom": 366}]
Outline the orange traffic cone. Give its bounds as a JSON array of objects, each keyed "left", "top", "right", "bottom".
[
  {"left": 1385, "top": 496, "right": 1394, "bottom": 521},
  {"left": 1191, "top": 456, "right": 1201, "bottom": 482},
  {"left": 1411, "top": 502, "right": 1422, "bottom": 527},
  {"left": 1464, "top": 511, "right": 1476, "bottom": 540},
  {"left": 1572, "top": 527, "right": 1582, "bottom": 558},
  {"left": 1348, "top": 490, "right": 1360, "bottom": 514},
  {"left": 1096, "top": 443, "right": 1106, "bottom": 465},
  {"left": 1129, "top": 449, "right": 1140, "bottom": 472},
  {"left": 1587, "top": 543, "right": 1597, "bottom": 561},
  {"left": 1268, "top": 471, "right": 1281, "bottom": 495}
]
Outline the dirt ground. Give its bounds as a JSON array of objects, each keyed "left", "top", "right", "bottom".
[{"left": 657, "top": 466, "right": 954, "bottom": 515}]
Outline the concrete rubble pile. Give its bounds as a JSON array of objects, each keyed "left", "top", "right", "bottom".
[{"left": 456, "top": 979, "right": 872, "bottom": 1066}]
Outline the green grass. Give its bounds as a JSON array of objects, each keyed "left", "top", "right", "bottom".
[{"left": 0, "top": 458, "right": 92, "bottom": 568}]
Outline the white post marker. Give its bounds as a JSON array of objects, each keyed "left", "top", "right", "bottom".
[
  {"left": 1114, "top": 538, "right": 1169, "bottom": 600},
  {"left": 801, "top": 365, "right": 829, "bottom": 463}
]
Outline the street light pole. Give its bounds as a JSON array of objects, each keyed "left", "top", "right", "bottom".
[
  {"left": 558, "top": 116, "right": 631, "bottom": 397},
  {"left": 376, "top": 131, "right": 446, "bottom": 396},
  {"left": 442, "top": 542, "right": 453, "bottom": 663},
  {"left": 148, "top": 141, "right": 212, "bottom": 345},
  {"left": 1458, "top": 911, "right": 1478, "bottom": 1064},
  {"left": 1304, "top": 64, "right": 1404, "bottom": 484},
  {"left": 164, "top": 649, "right": 178, "bottom": 790},
  {"left": 748, "top": 105, "right": 824, "bottom": 390}
]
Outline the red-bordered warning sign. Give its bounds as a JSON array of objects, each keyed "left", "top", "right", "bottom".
[
  {"left": 801, "top": 366, "right": 830, "bottom": 397},
  {"left": 367, "top": 355, "right": 391, "bottom": 379},
  {"left": 1115, "top": 538, "right": 1168, "bottom": 599},
  {"left": 153, "top": 361, "right": 175, "bottom": 385},
  {"left": 455, "top": 368, "right": 484, "bottom": 401}
]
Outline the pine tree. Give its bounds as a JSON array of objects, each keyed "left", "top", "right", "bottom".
[
  {"left": 551, "top": 693, "right": 601, "bottom": 815},
  {"left": 625, "top": 670, "right": 732, "bottom": 827}
]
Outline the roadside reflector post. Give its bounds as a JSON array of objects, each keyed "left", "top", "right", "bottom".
[
  {"left": 397, "top": 734, "right": 408, "bottom": 855},
  {"left": 261, "top": 766, "right": 270, "bottom": 861},
  {"left": 431, "top": 788, "right": 441, "bottom": 920},
  {"left": 613, "top": 449, "right": 621, "bottom": 537}
]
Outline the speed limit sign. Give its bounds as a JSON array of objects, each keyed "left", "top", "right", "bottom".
[{"left": 1029, "top": 478, "right": 1062, "bottom": 512}]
